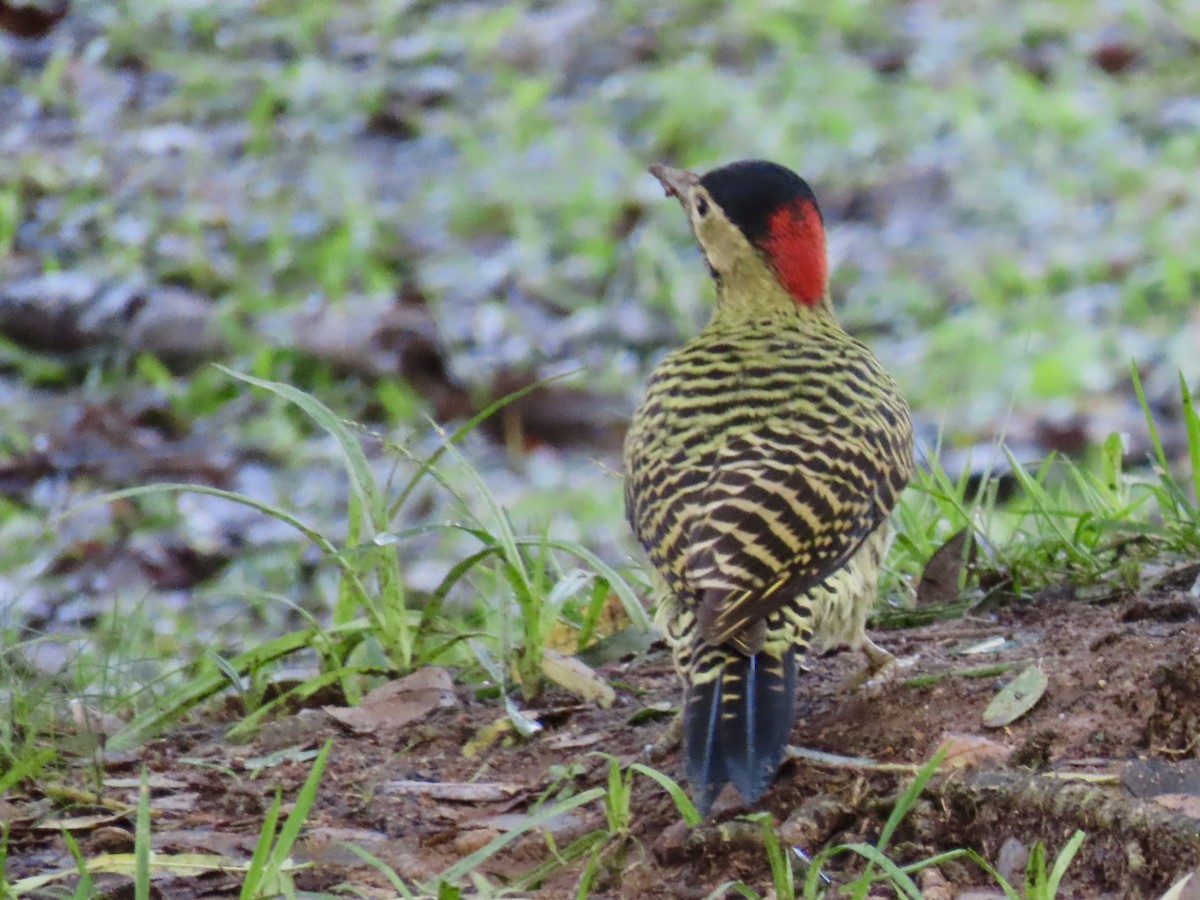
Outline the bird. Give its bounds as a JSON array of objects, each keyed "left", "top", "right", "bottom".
[{"left": 623, "top": 159, "right": 913, "bottom": 813}]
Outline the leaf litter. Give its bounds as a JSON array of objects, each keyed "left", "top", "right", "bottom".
[{"left": 8, "top": 583, "right": 1200, "bottom": 895}]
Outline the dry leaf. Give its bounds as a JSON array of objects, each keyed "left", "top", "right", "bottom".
[
  {"left": 937, "top": 732, "right": 1013, "bottom": 769},
  {"left": 381, "top": 780, "right": 523, "bottom": 802},
  {"left": 545, "top": 592, "right": 633, "bottom": 653},
  {"left": 540, "top": 648, "right": 615, "bottom": 708},
  {"left": 1159, "top": 865, "right": 1200, "bottom": 900},
  {"left": 151, "top": 793, "right": 200, "bottom": 813},
  {"left": 455, "top": 827, "right": 503, "bottom": 855},
  {"left": 33, "top": 812, "right": 127, "bottom": 831},
  {"left": 542, "top": 731, "right": 605, "bottom": 750},
  {"left": 324, "top": 666, "right": 456, "bottom": 734},
  {"left": 104, "top": 775, "right": 188, "bottom": 790},
  {"left": 463, "top": 718, "right": 516, "bottom": 759},
  {"left": 1152, "top": 794, "right": 1200, "bottom": 819},
  {"left": 11, "top": 852, "right": 296, "bottom": 894},
  {"left": 68, "top": 699, "right": 125, "bottom": 741},
  {"left": 917, "top": 528, "right": 970, "bottom": 605},
  {"left": 982, "top": 664, "right": 1047, "bottom": 728}
]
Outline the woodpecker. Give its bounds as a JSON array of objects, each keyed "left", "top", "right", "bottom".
[{"left": 624, "top": 160, "right": 913, "bottom": 813}]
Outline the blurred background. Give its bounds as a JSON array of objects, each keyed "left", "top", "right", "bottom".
[{"left": 1, "top": 0, "right": 1199, "bottom": 667}]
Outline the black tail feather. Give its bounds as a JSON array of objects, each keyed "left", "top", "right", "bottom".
[{"left": 684, "top": 648, "right": 798, "bottom": 814}]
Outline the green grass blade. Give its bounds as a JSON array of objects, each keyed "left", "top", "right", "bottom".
[
  {"left": 957, "top": 848, "right": 1023, "bottom": 900},
  {"left": 418, "top": 545, "right": 504, "bottom": 634},
  {"left": 1132, "top": 362, "right": 1171, "bottom": 474},
  {"left": 1180, "top": 373, "right": 1200, "bottom": 513},
  {"left": 604, "top": 755, "right": 630, "bottom": 832},
  {"left": 340, "top": 843, "right": 417, "bottom": 897},
  {"left": 510, "top": 830, "right": 606, "bottom": 893},
  {"left": 220, "top": 367, "right": 384, "bottom": 528},
  {"left": 627, "top": 763, "right": 701, "bottom": 826},
  {"left": 135, "top": 769, "right": 151, "bottom": 900},
  {"left": 109, "top": 626, "right": 325, "bottom": 750},
  {"left": 536, "top": 538, "right": 652, "bottom": 632},
  {"left": 576, "top": 576, "right": 612, "bottom": 650},
  {"left": 437, "top": 436, "right": 530, "bottom": 598},
  {"left": 433, "top": 787, "right": 605, "bottom": 885},
  {"left": 0, "top": 748, "right": 54, "bottom": 795},
  {"left": 61, "top": 830, "right": 94, "bottom": 899},
  {"left": 57, "top": 483, "right": 335, "bottom": 556},
  {"left": 267, "top": 739, "right": 332, "bottom": 873},
  {"left": 224, "top": 668, "right": 377, "bottom": 740},
  {"left": 575, "top": 838, "right": 606, "bottom": 900},
  {"left": 840, "top": 745, "right": 948, "bottom": 896},
  {"left": 387, "top": 375, "right": 570, "bottom": 520},
  {"left": 240, "top": 787, "right": 282, "bottom": 900},
  {"left": 220, "top": 368, "right": 415, "bottom": 657},
  {"left": 706, "top": 883, "right": 761, "bottom": 899},
  {"left": 1026, "top": 840, "right": 1048, "bottom": 897},
  {"left": 57, "top": 482, "right": 384, "bottom": 640},
  {"left": 838, "top": 842, "right": 924, "bottom": 900},
  {"left": 1046, "top": 830, "right": 1086, "bottom": 897},
  {"left": 744, "top": 812, "right": 793, "bottom": 900},
  {"left": 876, "top": 746, "right": 946, "bottom": 852}
]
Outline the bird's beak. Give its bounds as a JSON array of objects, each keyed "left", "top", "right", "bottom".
[{"left": 649, "top": 163, "right": 699, "bottom": 203}]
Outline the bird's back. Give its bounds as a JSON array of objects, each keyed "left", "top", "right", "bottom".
[{"left": 625, "top": 314, "right": 911, "bottom": 609}]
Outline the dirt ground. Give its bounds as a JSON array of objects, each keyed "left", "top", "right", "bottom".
[{"left": 10, "top": 565, "right": 1200, "bottom": 898}]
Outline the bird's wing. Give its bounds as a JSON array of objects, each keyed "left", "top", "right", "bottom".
[{"left": 686, "top": 425, "right": 902, "bottom": 648}]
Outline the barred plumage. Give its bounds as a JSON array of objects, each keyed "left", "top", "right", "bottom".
[{"left": 624, "top": 160, "right": 913, "bottom": 812}]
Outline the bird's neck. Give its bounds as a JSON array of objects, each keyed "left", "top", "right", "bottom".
[{"left": 708, "top": 258, "right": 837, "bottom": 331}]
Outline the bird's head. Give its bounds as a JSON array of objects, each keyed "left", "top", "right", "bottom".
[{"left": 649, "top": 159, "right": 828, "bottom": 314}]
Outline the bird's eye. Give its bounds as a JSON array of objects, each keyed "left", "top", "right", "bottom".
[{"left": 695, "top": 196, "right": 709, "bottom": 218}]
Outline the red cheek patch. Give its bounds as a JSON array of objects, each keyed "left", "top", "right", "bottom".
[{"left": 760, "top": 200, "right": 827, "bottom": 307}]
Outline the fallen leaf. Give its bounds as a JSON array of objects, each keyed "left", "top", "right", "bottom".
[
  {"left": 380, "top": 781, "right": 523, "bottom": 802},
  {"left": 152, "top": 829, "right": 248, "bottom": 855},
  {"left": 10, "top": 852, "right": 298, "bottom": 894},
  {"left": 1159, "top": 865, "right": 1200, "bottom": 900},
  {"left": 542, "top": 731, "right": 605, "bottom": 750},
  {"left": 628, "top": 701, "right": 675, "bottom": 725},
  {"left": 545, "top": 592, "right": 633, "bottom": 653},
  {"left": 33, "top": 812, "right": 128, "bottom": 831},
  {"left": 540, "top": 648, "right": 615, "bottom": 708},
  {"left": 324, "top": 666, "right": 456, "bottom": 734},
  {"left": 298, "top": 827, "right": 394, "bottom": 867},
  {"left": 1151, "top": 794, "right": 1200, "bottom": 819},
  {"left": 241, "top": 744, "right": 324, "bottom": 774},
  {"left": 68, "top": 699, "right": 125, "bottom": 742},
  {"left": 982, "top": 664, "right": 1048, "bottom": 728},
  {"left": 150, "top": 793, "right": 200, "bottom": 813},
  {"left": 454, "top": 827, "right": 503, "bottom": 855},
  {"left": 463, "top": 718, "right": 516, "bottom": 759},
  {"left": 104, "top": 776, "right": 188, "bottom": 790},
  {"left": 578, "top": 624, "right": 661, "bottom": 666},
  {"left": 937, "top": 732, "right": 1013, "bottom": 769},
  {"left": 472, "top": 809, "right": 589, "bottom": 838},
  {"left": 505, "top": 697, "right": 543, "bottom": 736},
  {"left": 917, "top": 528, "right": 970, "bottom": 605},
  {"left": 952, "top": 635, "right": 1013, "bottom": 655}
]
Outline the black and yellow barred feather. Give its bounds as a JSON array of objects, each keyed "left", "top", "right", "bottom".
[{"left": 626, "top": 307, "right": 912, "bottom": 810}]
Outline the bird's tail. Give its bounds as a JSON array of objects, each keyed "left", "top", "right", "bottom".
[{"left": 684, "top": 645, "right": 798, "bottom": 814}]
